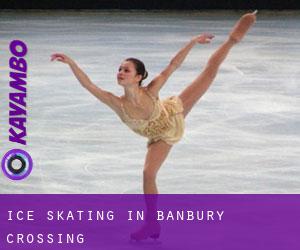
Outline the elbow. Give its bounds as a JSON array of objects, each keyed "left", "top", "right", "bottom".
[
  {"left": 203, "top": 64, "right": 217, "bottom": 80},
  {"left": 81, "top": 79, "right": 94, "bottom": 89},
  {"left": 81, "top": 83, "right": 90, "bottom": 90}
]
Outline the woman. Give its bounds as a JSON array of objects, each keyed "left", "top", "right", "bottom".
[{"left": 51, "top": 11, "right": 257, "bottom": 240}]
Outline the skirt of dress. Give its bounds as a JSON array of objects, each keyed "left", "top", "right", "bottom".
[{"left": 147, "top": 96, "right": 185, "bottom": 147}]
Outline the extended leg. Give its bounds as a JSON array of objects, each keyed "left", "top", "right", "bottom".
[
  {"left": 179, "top": 38, "right": 235, "bottom": 117},
  {"left": 179, "top": 12, "right": 256, "bottom": 117}
]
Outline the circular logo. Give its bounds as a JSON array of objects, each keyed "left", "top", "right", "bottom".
[{"left": 1, "top": 149, "right": 33, "bottom": 180}]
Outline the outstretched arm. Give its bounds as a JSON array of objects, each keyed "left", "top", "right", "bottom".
[
  {"left": 147, "top": 33, "right": 214, "bottom": 96},
  {"left": 51, "top": 53, "right": 122, "bottom": 114}
]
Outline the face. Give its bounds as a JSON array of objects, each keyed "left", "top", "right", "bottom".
[{"left": 117, "top": 61, "right": 142, "bottom": 86}]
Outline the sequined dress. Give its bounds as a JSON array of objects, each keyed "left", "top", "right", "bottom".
[{"left": 120, "top": 91, "right": 185, "bottom": 146}]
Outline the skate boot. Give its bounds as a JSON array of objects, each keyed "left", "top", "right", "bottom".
[
  {"left": 229, "top": 10, "right": 257, "bottom": 43},
  {"left": 130, "top": 221, "right": 161, "bottom": 241}
]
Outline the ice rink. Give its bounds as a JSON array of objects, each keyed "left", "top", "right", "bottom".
[{"left": 0, "top": 10, "right": 299, "bottom": 193}]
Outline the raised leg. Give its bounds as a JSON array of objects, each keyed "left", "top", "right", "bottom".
[
  {"left": 179, "top": 11, "right": 256, "bottom": 117},
  {"left": 179, "top": 39, "right": 235, "bottom": 117}
]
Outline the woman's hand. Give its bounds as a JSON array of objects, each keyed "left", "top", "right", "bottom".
[
  {"left": 192, "top": 33, "right": 215, "bottom": 44},
  {"left": 50, "top": 53, "right": 74, "bottom": 65}
]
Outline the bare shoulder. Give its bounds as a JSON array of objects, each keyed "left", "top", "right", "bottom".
[
  {"left": 144, "top": 85, "right": 159, "bottom": 99},
  {"left": 106, "top": 91, "right": 122, "bottom": 103},
  {"left": 103, "top": 91, "right": 123, "bottom": 114}
]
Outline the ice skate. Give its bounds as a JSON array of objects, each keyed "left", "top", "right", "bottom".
[
  {"left": 130, "top": 221, "right": 161, "bottom": 241},
  {"left": 229, "top": 10, "right": 257, "bottom": 43}
]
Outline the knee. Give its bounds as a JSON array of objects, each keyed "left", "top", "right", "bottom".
[
  {"left": 203, "top": 64, "right": 218, "bottom": 79},
  {"left": 143, "top": 168, "right": 157, "bottom": 183}
]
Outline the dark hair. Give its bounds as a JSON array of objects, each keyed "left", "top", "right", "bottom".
[{"left": 125, "top": 58, "right": 148, "bottom": 86}]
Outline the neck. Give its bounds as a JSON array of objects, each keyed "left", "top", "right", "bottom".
[{"left": 123, "top": 85, "right": 143, "bottom": 105}]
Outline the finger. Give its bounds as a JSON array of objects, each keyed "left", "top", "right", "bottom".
[
  {"left": 51, "top": 53, "right": 65, "bottom": 60},
  {"left": 51, "top": 53, "right": 64, "bottom": 56},
  {"left": 50, "top": 55, "right": 58, "bottom": 60},
  {"left": 205, "top": 33, "right": 215, "bottom": 39},
  {"left": 50, "top": 56, "right": 57, "bottom": 61},
  {"left": 205, "top": 37, "right": 213, "bottom": 42},
  {"left": 51, "top": 56, "right": 63, "bottom": 62},
  {"left": 51, "top": 54, "right": 60, "bottom": 58}
]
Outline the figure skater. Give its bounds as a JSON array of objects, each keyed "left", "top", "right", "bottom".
[{"left": 51, "top": 11, "right": 257, "bottom": 241}]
